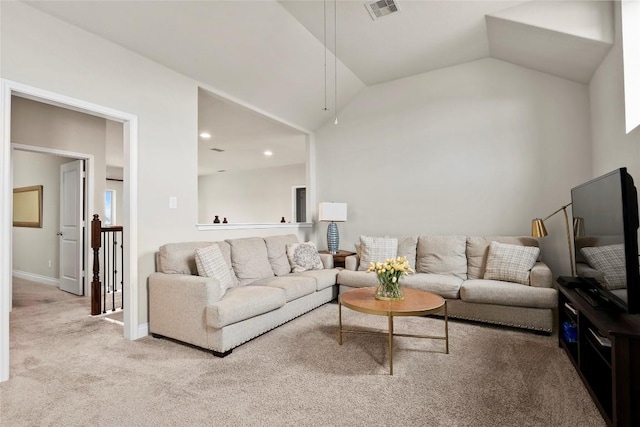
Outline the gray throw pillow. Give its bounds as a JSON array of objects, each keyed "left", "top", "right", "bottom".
[
  {"left": 194, "top": 245, "right": 234, "bottom": 295},
  {"left": 483, "top": 241, "right": 539, "bottom": 285},
  {"left": 358, "top": 236, "right": 398, "bottom": 271},
  {"left": 287, "top": 242, "right": 324, "bottom": 273}
]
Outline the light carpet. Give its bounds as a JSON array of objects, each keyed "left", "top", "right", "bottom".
[{"left": 1, "top": 279, "right": 605, "bottom": 426}]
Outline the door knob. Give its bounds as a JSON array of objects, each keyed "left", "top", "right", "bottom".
[{"left": 56, "top": 232, "right": 63, "bottom": 236}]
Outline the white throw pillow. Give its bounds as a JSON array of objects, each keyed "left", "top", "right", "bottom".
[
  {"left": 580, "top": 244, "right": 626, "bottom": 290},
  {"left": 483, "top": 241, "right": 540, "bottom": 285},
  {"left": 358, "top": 236, "right": 398, "bottom": 271},
  {"left": 287, "top": 242, "right": 324, "bottom": 273},
  {"left": 195, "top": 245, "right": 234, "bottom": 294}
]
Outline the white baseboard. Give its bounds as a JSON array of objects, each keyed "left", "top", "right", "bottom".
[
  {"left": 137, "top": 322, "right": 149, "bottom": 338},
  {"left": 12, "top": 270, "right": 59, "bottom": 287}
]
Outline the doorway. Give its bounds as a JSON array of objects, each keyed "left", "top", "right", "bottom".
[
  {"left": 292, "top": 185, "right": 307, "bottom": 223},
  {"left": 0, "top": 79, "right": 140, "bottom": 382},
  {"left": 12, "top": 148, "right": 91, "bottom": 297}
]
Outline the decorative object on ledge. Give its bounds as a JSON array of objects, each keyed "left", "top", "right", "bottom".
[
  {"left": 280, "top": 216, "right": 286, "bottom": 223},
  {"left": 318, "top": 202, "right": 347, "bottom": 254},
  {"left": 531, "top": 203, "right": 576, "bottom": 276},
  {"left": 213, "top": 215, "right": 220, "bottom": 224},
  {"left": 366, "top": 256, "right": 413, "bottom": 301},
  {"left": 13, "top": 185, "right": 43, "bottom": 228},
  {"left": 223, "top": 217, "right": 228, "bottom": 224}
]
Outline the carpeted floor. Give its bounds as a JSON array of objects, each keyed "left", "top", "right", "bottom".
[{"left": 1, "top": 278, "right": 605, "bottom": 426}]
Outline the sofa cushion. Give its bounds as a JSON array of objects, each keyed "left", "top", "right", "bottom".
[
  {"left": 158, "top": 241, "right": 215, "bottom": 275},
  {"left": 358, "top": 236, "right": 398, "bottom": 271},
  {"left": 466, "top": 236, "right": 539, "bottom": 280},
  {"left": 264, "top": 234, "right": 299, "bottom": 276},
  {"left": 293, "top": 269, "right": 339, "bottom": 291},
  {"left": 397, "top": 236, "right": 418, "bottom": 271},
  {"left": 416, "top": 236, "right": 467, "bottom": 279},
  {"left": 399, "top": 273, "right": 463, "bottom": 299},
  {"left": 286, "top": 242, "right": 324, "bottom": 273},
  {"left": 580, "top": 244, "right": 626, "bottom": 290},
  {"left": 227, "top": 237, "right": 274, "bottom": 286},
  {"left": 460, "top": 279, "right": 557, "bottom": 309},
  {"left": 483, "top": 241, "right": 540, "bottom": 285},
  {"left": 194, "top": 245, "right": 233, "bottom": 295},
  {"left": 251, "top": 276, "right": 317, "bottom": 302},
  {"left": 206, "top": 285, "right": 286, "bottom": 329},
  {"left": 158, "top": 241, "right": 238, "bottom": 285},
  {"left": 337, "top": 269, "right": 380, "bottom": 288}
]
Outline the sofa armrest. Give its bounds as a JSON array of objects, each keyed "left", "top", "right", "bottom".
[
  {"left": 529, "top": 262, "right": 553, "bottom": 288},
  {"left": 345, "top": 255, "right": 359, "bottom": 271},
  {"left": 148, "top": 272, "right": 223, "bottom": 347},
  {"left": 319, "top": 253, "right": 334, "bottom": 269}
]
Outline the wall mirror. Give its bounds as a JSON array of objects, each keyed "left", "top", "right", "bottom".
[{"left": 198, "top": 88, "right": 308, "bottom": 225}]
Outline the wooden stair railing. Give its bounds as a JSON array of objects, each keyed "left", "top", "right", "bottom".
[{"left": 91, "top": 214, "right": 124, "bottom": 315}]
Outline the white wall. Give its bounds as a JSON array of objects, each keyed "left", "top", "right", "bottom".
[
  {"left": 1, "top": 1, "right": 313, "bottom": 326},
  {"left": 590, "top": 2, "right": 640, "bottom": 179},
  {"left": 198, "top": 164, "right": 305, "bottom": 224},
  {"left": 315, "top": 58, "right": 593, "bottom": 276},
  {"left": 11, "top": 96, "right": 108, "bottom": 218},
  {"left": 12, "top": 151, "right": 70, "bottom": 280}
]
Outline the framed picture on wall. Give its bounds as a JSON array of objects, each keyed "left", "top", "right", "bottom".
[{"left": 13, "top": 185, "right": 43, "bottom": 228}]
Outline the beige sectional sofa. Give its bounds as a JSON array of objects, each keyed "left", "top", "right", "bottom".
[
  {"left": 149, "top": 234, "right": 557, "bottom": 358},
  {"left": 338, "top": 236, "right": 557, "bottom": 333},
  {"left": 149, "top": 235, "right": 339, "bottom": 356}
]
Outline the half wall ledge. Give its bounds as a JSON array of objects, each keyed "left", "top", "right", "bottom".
[{"left": 197, "top": 223, "right": 313, "bottom": 231}]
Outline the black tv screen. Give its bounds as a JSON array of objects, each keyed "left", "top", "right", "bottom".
[{"left": 571, "top": 168, "right": 639, "bottom": 313}]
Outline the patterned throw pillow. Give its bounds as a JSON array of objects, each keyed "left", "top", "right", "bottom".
[
  {"left": 358, "top": 236, "right": 398, "bottom": 271},
  {"left": 483, "top": 241, "right": 540, "bottom": 285},
  {"left": 195, "top": 245, "right": 234, "bottom": 294},
  {"left": 287, "top": 242, "right": 324, "bottom": 273},
  {"left": 581, "top": 244, "right": 626, "bottom": 290}
]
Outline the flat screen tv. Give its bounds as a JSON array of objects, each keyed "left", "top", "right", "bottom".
[{"left": 571, "top": 167, "right": 640, "bottom": 313}]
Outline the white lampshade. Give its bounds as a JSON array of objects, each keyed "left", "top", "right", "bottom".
[{"left": 318, "top": 202, "right": 347, "bottom": 222}]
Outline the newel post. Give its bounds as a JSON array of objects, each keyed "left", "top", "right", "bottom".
[{"left": 91, "top": 214, "right": 102, "bottom": 315}]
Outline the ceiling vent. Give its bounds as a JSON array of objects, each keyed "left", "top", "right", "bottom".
[
  {"left": 365, "top": 0, "right": 400, "bottom": 20},
  {"left": 210, "top": 148, "right": 225, "bottom": 152}
]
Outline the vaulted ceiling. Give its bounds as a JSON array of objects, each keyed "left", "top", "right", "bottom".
[
  {"left": 24, "top": 0, "right": 613, "bottom": 131},
  {"left": 23, "top": 0, "right": 613, "bottom": 136}
]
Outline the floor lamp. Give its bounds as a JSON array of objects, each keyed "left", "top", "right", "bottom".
[
  {"left": 318, "top": 202, "right": 347, "bottom": 254},
  {"left": 531, "top": 203, "right": 576, "bottom": 276}
]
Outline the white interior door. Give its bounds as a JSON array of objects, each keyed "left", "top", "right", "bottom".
[{"left": 59, "top": 160, "right": 84, "bottom": 295}]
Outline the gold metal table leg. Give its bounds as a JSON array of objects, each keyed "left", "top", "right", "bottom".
[
  {"left": 444, "top": 301, "right": 449, "bottom": 354},
  {"left": 388, "top": 313, "right": 394, "bottom": 375},
  {"left": 338, "top": 300, "right": 343, "bottom": 345}
]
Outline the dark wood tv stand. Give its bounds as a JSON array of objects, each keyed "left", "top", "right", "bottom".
[{"left": 558, "top": 283, "right": 640, "bottom": 426}]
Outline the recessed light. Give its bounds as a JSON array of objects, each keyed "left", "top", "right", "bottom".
[
  {"left": 264, "top": 150, "right": 273, "bottom": 156},
  {"left": 200, "top": 132, "right": 212, "bottom": 139}
]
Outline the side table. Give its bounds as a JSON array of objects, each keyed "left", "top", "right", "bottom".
[{"left": 319, "top": 250, "right": 356, "bottom": 268}]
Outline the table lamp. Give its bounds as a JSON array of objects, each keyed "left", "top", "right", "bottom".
[{"left": 318, "top": 202, "right": 347, "bottom": 254}]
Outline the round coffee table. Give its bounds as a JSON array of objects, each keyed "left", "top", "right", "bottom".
[{"left": 338, "top": 287, "right": 449, "bottom": 375}]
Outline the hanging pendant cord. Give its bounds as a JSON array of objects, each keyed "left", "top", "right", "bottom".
[
  {"left": 322, "top": 0, "right": 328, "bottom": 111},
  {"left": 334, "top": 0, "right": 338, "bottom": 124}
]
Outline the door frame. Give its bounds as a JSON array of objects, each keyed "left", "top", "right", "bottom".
[
  {"left": 0, "top": 79, "right": 140, "bottom": 382},
  {"left": 12, "top": 145, "right": 93, "bottom": 297}
]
